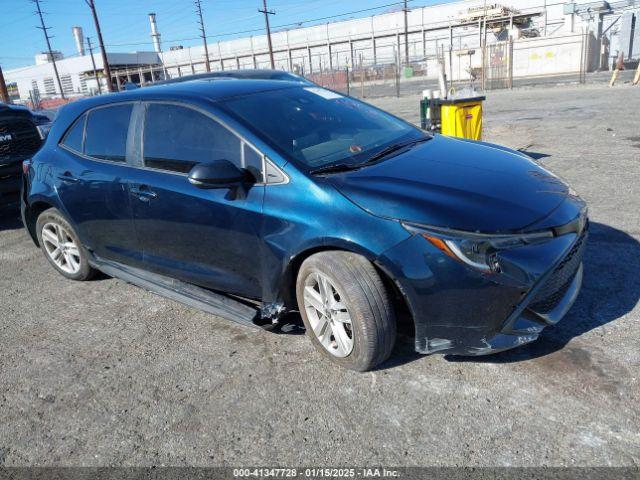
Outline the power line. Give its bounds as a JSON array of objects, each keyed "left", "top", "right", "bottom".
[
  {"left": 275, "top": 1, "right": 410, "bottom": 30},
  {"left": 0, "top": 13, "right": 33, "bottom": 30},
  {"left": 32, "top": 0, "right": 65, "bottom": 99},
  {"left": 259, "top": 0, "right": 276, "bottom": 69},
  {"left": 102, "top": 0, "right": 412, "bottom": 48},
  {"left": 194, "top": 0, "right": 211, "bottom": 72},
  {"left": 100, "top": 2, "right": 187, "bottom": 40}
]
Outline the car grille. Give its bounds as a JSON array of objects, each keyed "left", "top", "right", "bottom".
[
  {"left": 528, "top": 220, "right": 588, "bottom": 314},
  {"left": 0, "top": 119, "right": 42, "bottom": 162}
]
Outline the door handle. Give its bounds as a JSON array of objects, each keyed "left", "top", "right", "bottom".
[
  {"left": 130, "top": 184, "right": 157, "bottom": 201},
  {"left": 57, "top": 171, "right": 79, "bottom": 183}
]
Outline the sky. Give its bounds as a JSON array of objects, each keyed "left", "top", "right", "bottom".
[{"left": 0, "top": 0, "right": 451, "bottom": 70}]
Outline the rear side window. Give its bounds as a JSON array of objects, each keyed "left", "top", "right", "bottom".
[
  {"left": 84, "top": 104, "right": 132, "bottom": 162},
  {"left": 243, "top": 143, "right": 263, "bottom": 181},
  {"left": 61, "top": 114, "right": 86, "bottom": 152},
  {"left": 142, "top": 103, "right": 242, "bottom": 174}
]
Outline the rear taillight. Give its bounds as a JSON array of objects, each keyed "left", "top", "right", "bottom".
[{"left": 22, "top": 159, "right": 31, "bottom": 175}]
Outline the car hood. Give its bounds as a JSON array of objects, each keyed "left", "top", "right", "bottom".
[{"left": 325, "top": 135, "right": 570, "bottom": 233}]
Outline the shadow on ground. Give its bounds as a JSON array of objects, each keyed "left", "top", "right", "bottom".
[
  {"left": 519, "top": 150, "right": 551, "bottom": 160},
  {"left": 448, "top": 222, "right": 640, "bottom": 364},
  {"left": 0, "top": 202, "right": 21, "bottom": 231}
]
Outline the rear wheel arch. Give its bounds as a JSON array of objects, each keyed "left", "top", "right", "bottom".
[
  {"left": 35, "top": 207, "right": 96, "bottom": 281},
  {"left": 25, "top": 200, "right": 56, "bottom": 246}
]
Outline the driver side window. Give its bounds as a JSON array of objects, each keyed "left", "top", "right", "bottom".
[{"left": 143, "top": 103, "right": 254, "bottom": 177}]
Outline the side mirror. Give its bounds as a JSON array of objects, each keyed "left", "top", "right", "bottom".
[{"left": 188, "top": 160, "right": 247, "bottom": 189}]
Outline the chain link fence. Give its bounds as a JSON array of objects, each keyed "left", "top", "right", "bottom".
[
  {"left": 52, "top": 32, "right": 591, "bottom": 108},
  {"left": 298, "top": 33, "right": 591, "bottom": 99}
]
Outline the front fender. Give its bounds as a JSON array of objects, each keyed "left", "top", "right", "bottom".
[{"left": 260, "top": 177, "right": 412, "bottom": 306}]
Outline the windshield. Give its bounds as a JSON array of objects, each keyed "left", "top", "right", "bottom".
[{"left": 217, "top": 86, "right": 426, "bottom": 170}]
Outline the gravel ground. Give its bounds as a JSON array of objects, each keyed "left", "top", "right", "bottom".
[{"left": 0, "top": 83, "right": 639, "bottom": 467}]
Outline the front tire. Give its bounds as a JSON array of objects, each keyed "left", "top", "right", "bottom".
[
  {"left": 36, "top": 207, "right": 95, "bottom": 281},
  {"left": 296, "top": 251, "right": 396, "bottom": 371}
]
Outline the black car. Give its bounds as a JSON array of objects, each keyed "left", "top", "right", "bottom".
[{"left": 0, "top": 103, "right": 52, "bottom": 205}]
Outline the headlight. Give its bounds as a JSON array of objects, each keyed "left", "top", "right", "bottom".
[{"left": 403, "top": 223, "right": 554, "bottom": 273}]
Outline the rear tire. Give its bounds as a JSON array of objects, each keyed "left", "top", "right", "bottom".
[
  {"left": 36, "top": 207, "right": 95, "bottom": 281},
  {"left": 296, "top": 251, "right": 396, "bottom": 371}
]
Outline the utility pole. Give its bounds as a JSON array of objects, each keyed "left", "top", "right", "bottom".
[
  {"left": 0, "top": 65, "right": 10, "bottom": 103},
  {"left": 32, "top": 0, "right": 65, "bottom": 99},
  {"left": 259, "top": 0, "right": 276, "bottom": 69},
  {"left": 85, "top": 0, "right": 113, "bottom": 92},
  {"left": 403, "top": 0, "right": 409, "bottom": 66},
  {"left": 86, "top": 37, "right": 102, "bottom": 94},
  {"left": 195, "top": 0, "right": 211, "bottom": 72}
]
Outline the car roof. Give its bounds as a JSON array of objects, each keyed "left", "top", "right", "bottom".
[
  {"left": 58, "top": 78, "right": 302, "bottom": 118},
  {"left": 51, "top": 78, "right": 304, "bottom": 139},
  {"left": 140, "top": 77, "right": 302, "bottom": 99},
  {"left": 154, "top": 69, "right": 309, "bottom": 86}
]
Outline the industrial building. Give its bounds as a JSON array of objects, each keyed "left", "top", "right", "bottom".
[
  {"left": 5, "top": 51, "right": 162, "bottom": 103},
  {"left": 4, "top": 25, "right": 162, "bottom": 103},
  {"left": 4, "top": 0, "right": 640, "bottom": 102}
]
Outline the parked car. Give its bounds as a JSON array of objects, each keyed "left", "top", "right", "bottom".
[
  {"left": 152, "top": 69, "right": 314, "bottom": 87},
  {"left": 21, "top": 79, "right": 588, "bottom": 371},
  {"left": 0, "top": 103, "right": 51, "bottom": 205}
]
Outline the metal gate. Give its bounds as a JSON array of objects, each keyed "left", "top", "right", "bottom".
[{"left": 483, "top": 41, "right": 513, "bottom": 90}]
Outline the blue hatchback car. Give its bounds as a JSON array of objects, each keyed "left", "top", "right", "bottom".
[{"left": 21, "top": 79, "right": 588, "bottom": 371}]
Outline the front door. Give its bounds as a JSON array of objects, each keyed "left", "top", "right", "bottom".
[{"left": 129, "top": 102, "right": 265, "bottom": 299}]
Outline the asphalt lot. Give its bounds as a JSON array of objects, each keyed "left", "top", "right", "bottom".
[{"left": 1, "top": 83, "right": 639, "bottom": 467}]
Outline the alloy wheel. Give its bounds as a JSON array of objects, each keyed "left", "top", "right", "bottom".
[
  {"left": 41, "top": 222, "right": 82, "bottom": 275},
  {"left": 303, "top": 272, "right": 354, "bottom": 357}
]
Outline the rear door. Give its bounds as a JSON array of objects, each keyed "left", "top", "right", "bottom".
[
  {"left": 56, "top": 103, "right": 142, "bottom": 266},
  {"left": 127, "top": 101, "right": 266, "bottom": 299}
]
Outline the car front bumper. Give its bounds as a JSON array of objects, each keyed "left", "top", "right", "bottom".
[
  {"left": 455, "top": 262, "right": 583, "bottom": 355},
  {"left": 377, "top": 216, "right": 588, "bottom": 356}
]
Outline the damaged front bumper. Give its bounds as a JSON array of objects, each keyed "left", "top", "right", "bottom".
[
  {"left": 377, "top": 215, "right": 588, "bottom": 356},
  {"left": 459, "top": 262, "right": 583, "bottom": 355}
]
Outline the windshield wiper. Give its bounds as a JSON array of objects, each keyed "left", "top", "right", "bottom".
[
  {"left": 310, "top": 135, "right": 431, "bottom": 176},
  {"left": 310, "top": 162, "right": 361, "bottom": 175},
  {"left": 363, "top": 136, "right": 431, "bottom": 165}
]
